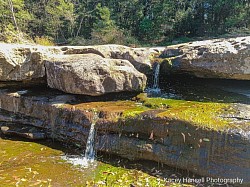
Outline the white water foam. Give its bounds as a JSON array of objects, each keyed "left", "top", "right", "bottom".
[{"left": 63, "top": 112, "right": 98, "bottom": 168}]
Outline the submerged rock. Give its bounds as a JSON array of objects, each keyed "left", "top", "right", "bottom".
[
  {"left": 0, "top": 124, "right": 46, "bottom": 140},
  {"left": 161, "top": 36, "right": 250, "bottom": 80},
  {"left": 45, "top": 54, "right": 147, "bottom": 96}
]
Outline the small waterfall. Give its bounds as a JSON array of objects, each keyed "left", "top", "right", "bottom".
[
  {"left": 146, "top": 63, "right": 161, "bottom": 95},
  {"left": 84, "top": 120, "right": 96, "bottom": 161},
  {"left": 153, "top": 63, "right": 160, "bottom": 90},
  {"left": 63, "top": 111, "right": 98, "bottom": 167}
]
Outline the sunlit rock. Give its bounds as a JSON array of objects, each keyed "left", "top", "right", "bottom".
[
  {"left": 45, "top": 54, "right": 147, "bottom": 96},
  {"left": 161, "top": 36, "right": 250, "bottom": 80}
]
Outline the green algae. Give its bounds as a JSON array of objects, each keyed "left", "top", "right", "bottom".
[
  {"left": 157, "top": 100, "right": 233, "bottom": 131},
  {"left": 122, "top": 105, "right": 148, "bottom": 118},
  {"left": 62, "top": 91, "right": 238, "bottom": 131},
  {"left": 52, "top": 85, "right": 242, "bottom": 132}
]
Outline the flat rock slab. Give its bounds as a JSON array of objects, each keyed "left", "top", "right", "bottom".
[{"left": 0, "top": 124, "right": 46, "bottom": 140}]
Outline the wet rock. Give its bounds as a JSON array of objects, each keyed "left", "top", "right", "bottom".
[
  {"left": 96, "top": 131, "right": 250, "bottom": 185},
  {"left": 0, "top": 124, "right": 46, "bottom": 140},
  {"left": 161, "top": 36, "right": 250, "bottom": 80},
  {"left": 45, "top": 54, "right": 147, "bottom": 96}
]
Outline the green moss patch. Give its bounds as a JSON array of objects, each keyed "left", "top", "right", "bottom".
[
  {"left": 157, "top": 99, "right": 235, "bottom": 131},
  {"left": 134, "top": 93, "right": 239, "bottom": 131}
]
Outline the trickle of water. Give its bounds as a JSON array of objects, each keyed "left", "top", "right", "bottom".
[
  {"left": 153, "top": 63, "right": 160, "bottom": 90},
  {"left": 84, "top": 120, "right": 96, "bottom": 161},
  {"left": 146, "top": 63, "right": 161, "bottom": 95}
]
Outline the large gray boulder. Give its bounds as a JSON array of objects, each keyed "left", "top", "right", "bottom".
[
  {"left": 161, "top": 36, "right": 250, "bottom": 80},
  {"left": 45, "top": 54, "right": 147, "bottom": 96}
]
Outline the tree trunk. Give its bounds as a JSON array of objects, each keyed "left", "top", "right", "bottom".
[
  {"left": 8, "top": 0, "right": 20, "bottom": 33},
  {"left": 76, "top": 17, "right": 84, "bottom": 37}
]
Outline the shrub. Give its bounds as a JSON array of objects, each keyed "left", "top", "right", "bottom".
[{"left": 34, "top": 36, "right": 55, "bottom": 46}]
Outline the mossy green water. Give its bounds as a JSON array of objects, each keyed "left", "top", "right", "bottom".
[
  {"left": 0, "top": 135, "right": 194, "bottom": 187},
  {"left": 0, "top": 137, "right": 87, "bottom": 187}
]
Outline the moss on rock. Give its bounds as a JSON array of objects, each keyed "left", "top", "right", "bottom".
[{"left": 133, "top": 93, "right": 237, "bottom": 131}]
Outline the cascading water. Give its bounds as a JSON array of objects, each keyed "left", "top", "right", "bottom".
[
  {"left": 63, "top": 111, "right": 98, "bottom": 167},
  {"left": 84, "top": 120, "right": 96, "bottom": 161},
  {"left": 146, "top": 63, "right": 161, "bottom": 95},
  {"left": 153, "top": 63, "right": 160, "bottom": 90}
]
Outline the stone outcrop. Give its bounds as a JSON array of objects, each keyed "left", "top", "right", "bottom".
[
  {"left": 0, "top": 43, "right": 158, "bottom": 83},
  {"left": 1, "top": 36, "right": 250, "bottom": 86},
  {"left": 45, "top": 54, "right": 147, "bottom": 96},
  {"left": 0, "top": 43, "right": 61, "bottom": 82},
  {"left": 0, "top": 37, "right": 250, "bottom": 185},
  {"left": 160, "top": 36, "right": 250, "bottom": 80}
]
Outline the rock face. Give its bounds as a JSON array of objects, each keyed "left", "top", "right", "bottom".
[
  {"left": 161, "top": 36, "right": 250, "bottom": 80},
  {"left": 1, "top": 36, "right": 250, "bottom": 95},
  {"left": 45, "top": 54, "right": 147, "bottom": 96}
]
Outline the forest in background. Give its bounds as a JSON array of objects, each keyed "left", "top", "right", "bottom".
[{"left": 0, "top": 0, "right": 250, "bottom": 46}]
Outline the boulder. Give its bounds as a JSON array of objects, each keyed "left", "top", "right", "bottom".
[
  {"left": 160, "top": 36, "right": 250, "bottom": 80},
  {"left": 0, "top": 43, "right": 61, "bottom": 82},
  {"left": 45, "top": 54, "right": 147, "bottom": 96},
  {"left": 61, "top": 44, "right": 163, "bottom": 74}
]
